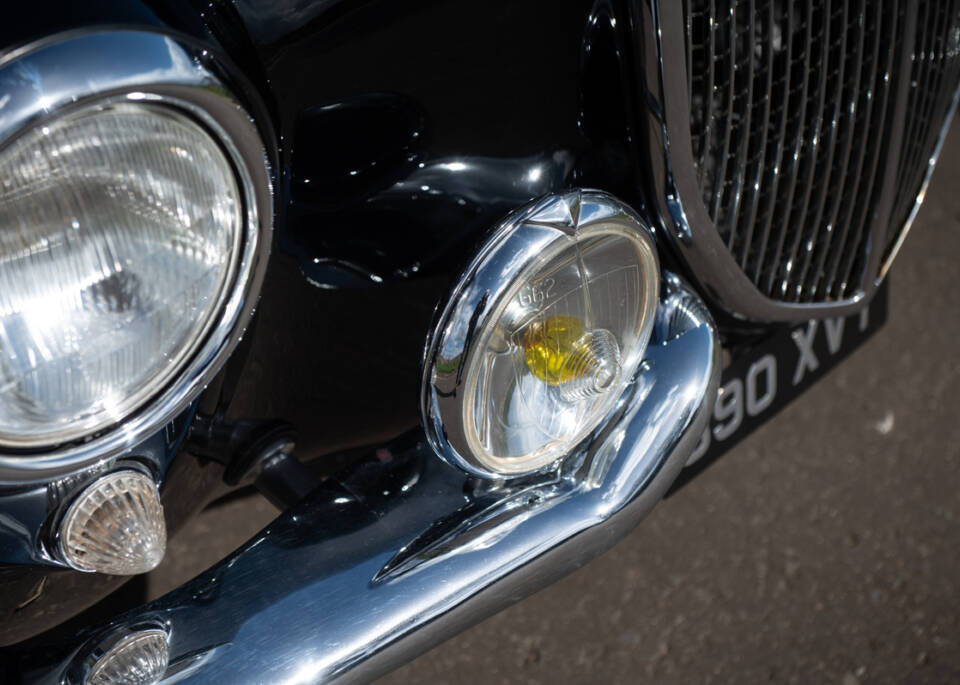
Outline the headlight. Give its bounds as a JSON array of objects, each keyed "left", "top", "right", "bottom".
[
  {"left": 0, "top": 31, "right": 271, "bottom": 483},
  {"left": 423, "top": 191, "right": 659, "bottom": 477},
  {"left": 0, "top": 101, "right": 242, "bottom": 448}
]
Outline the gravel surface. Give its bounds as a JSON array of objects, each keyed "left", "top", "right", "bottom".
[{"left": 150, "top": 124, "right": 960, "bottom": 684}]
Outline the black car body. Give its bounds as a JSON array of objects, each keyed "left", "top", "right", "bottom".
[{"left": 0, "top": 1, "right": 956, "bottom": 683}]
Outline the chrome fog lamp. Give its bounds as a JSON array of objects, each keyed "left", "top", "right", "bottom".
[
  {"left": 59, "top": 470, "right": 166, "bottom": 575},
  {"left": 423, "top": 191, "right": 659, "bottom": 478}
]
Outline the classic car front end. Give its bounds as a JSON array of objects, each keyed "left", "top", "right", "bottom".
[{"left": 0, "top": 1, "right": 957, "bottom": 683}]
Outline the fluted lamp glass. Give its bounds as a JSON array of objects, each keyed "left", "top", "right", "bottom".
[
  {"left": 84, "top": 629, "right": 169, "bottom": 685},
  {"left": 59, "top": 470, "right": 166, "bottom": 575}
]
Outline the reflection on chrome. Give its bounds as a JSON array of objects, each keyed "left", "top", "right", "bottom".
[
  {"left": 39, "top": 270, "right": 718, "bottom": 685},
  {"left": 0, "top": 30, "right": 273, "bottom": 483},
  {"left": 423, "top": 191, "right": 660, "bottom": 479}
]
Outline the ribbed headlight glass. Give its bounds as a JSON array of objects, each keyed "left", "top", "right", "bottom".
[{"left": 0, "top": 102, "right": 241, "bottom": 448}]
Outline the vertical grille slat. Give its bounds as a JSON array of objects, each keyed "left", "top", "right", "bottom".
[
  {"left": 819, "top": 0, "right": 879, "bottom": 298},
  {"left": 761, "top": 0, "right": 817, "bottom": 294},
  {"left": 736, "top": 0, "right": 777, "bottom": 271},
  {"left": 829, "top": 2, "right": 900, "bottom": 296},
  {"left": 710, "top": 3, "right": 740, "bottom": 221},
  {"left": 686, "top": 0, "right": 693, "bottom": 105},
  {"left": 892, "top": 4, "right": 934, "bottom": 205},
  {"left": 725, "top": 0, "right": 759, "bottom": 254},
  {"left": 886, "top": 0, "right": 960, "bottom": 259},
  {"left": 749, "top": 0, "right": 795, "bottom": 283},
  {"left": 781, "top": 0, "right": 846, "bottom": 300},
  {"left": 703, "top": 0, "right": 717, "bottom": 187},
  {"left": 893, "top": 4, "right": 939, "bottom": 218},
  {"left": 789, "top": 0, "right": 852, "bottom": 299},
  {"left": 681, "top": 0, "right": 960, "bottom": 306},
  {"left": 898, "top": 4, "right": 944, "bottom": 195}
]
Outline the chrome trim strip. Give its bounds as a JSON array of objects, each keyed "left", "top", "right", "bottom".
[
  {"left": 0, "top": 31, "right": 273, "bottom": 483},
  {"left": 32, "top": 272, "right": 718, "bottom": 685},
  {"left": 879, "top": 76, "right": 960, "bottom": 279}
]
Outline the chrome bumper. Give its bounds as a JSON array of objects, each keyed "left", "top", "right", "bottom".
[{"left": 25, "top": 273, "right": 719, "bottom": 685}]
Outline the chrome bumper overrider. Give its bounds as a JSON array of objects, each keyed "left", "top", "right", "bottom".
[{"left": 26, "top": 274, "right": 718, "bottom": 685}]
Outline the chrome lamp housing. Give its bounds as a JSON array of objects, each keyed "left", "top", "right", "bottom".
[{"left": 422, "top": 190, "right": 660, "bottom": 479}]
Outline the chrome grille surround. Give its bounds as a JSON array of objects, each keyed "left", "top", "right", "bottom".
[
  {"left": 883, "top": 3, "right": 960, "bottom": 276},
  {"left": 642, "top": 1, "right": 960, "bottom": 321}
]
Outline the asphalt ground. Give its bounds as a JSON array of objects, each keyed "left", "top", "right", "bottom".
[{"left": 149, "top": 123, "right": 960, "bottom": 684}]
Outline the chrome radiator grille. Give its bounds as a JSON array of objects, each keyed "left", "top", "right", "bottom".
[{"left": 679, "top": 0, "right": 960, "bottom": 305}]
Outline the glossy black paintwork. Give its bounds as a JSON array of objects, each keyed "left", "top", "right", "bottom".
[
  {"left": 0, "top": 0, "right": 649, "bottom": 458},
  {"left": 0, "top": 0, "right": 663, "bottom": 647},
  {"left": 0, "top": 409, "right": 206, "bottom": 646},
  {"left": 215, "top": 0, "right": 653, "bottom": 458},
  {"left": 0, "top": 1, "right": 200, "bottom": 51}
]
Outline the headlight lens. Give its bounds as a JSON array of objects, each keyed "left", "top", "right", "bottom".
[
  {"left": 425, "top": 192, "right": 659, "bottom": 477},
  {"left": 0, "top": 102, "right": 241, "bottom": 448}
]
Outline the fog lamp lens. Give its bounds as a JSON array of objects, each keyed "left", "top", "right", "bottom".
[
  {"left": 85, "top": 629, "right": 169, "bottom": 685},
  {"left": 60, "top": 470, "right": 166, "bottom": 575},
  {"left": 424, "top": 191, "right": 659, "bottom": 477}
]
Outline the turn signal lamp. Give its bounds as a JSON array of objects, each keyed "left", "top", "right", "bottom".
[
  {"left": 422, "top": 191, "right": 659, "bottom": 478},
  {"left": 83, "top": 629, "right": 169, "bottom": 685},
  {"left": 59, "top": 470, "right": 166, "bottom": 575}
]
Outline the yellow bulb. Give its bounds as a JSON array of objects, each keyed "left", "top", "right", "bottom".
[
  {"left": 522, "top": 315, "right": 623, "bottom": 401},
  {"left": 522, "top": 314, "right": 588, "bottom": 386}
]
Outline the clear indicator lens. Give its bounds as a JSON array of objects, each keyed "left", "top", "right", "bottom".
[
  {"left": 60, "top": 470, "right": 166, "bottom": 575},
  {"left": 462, "top": 227, "right": 656, "bottom": 474},
  {"left": 0, "top": 102, "right": 241, "bottom": 447},
  {"left": 85, "top": 629, "right": 169, "bottom": 685}
]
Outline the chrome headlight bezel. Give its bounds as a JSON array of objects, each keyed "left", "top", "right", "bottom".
[{"left": 0, "top": 30, "right": 273, "bottom": 482}]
